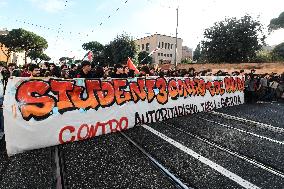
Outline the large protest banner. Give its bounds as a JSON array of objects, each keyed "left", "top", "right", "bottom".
[{"left": 4, "top": 76, "right": 244, "bottom": 155}]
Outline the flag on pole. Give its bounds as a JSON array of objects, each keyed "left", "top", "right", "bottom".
[
  {"left": 87, "top": 51, "right": 93, "bottom": 62},
  {"left": 148, "top": 47, "right": 160, "bottom": 56},
  {"left": 127, "top": 57, "right": 139, "bottom": 74},
  {"left": 82, "top": 51, "right": 93, "bottom": 61}
]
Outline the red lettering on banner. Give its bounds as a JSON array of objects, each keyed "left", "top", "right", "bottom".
[
  {"left": 145, "top": 79, "right": 156, "bottom": 103},
  {"left": 16, "top": 80, "right": 55, "bottom": 121},
  {"left": 15, "top": 77, "right": 243, "bottom": 121},
  {"left": 184, "top": 78, "right": 195, "bottom": 96},
  {"left": 59, "top": 126, "right": 76, "bottom": 144},
  {"left": 224, "top": 77, "right": 244, "bottom": 93},
  {"left": 129, "top": 79, "right": 147, "bottom": 103},
  {"left": 50, "top": 79, "right": 74, "bottom": 111},
  {"left": 155, "top": 77, "right": 168, "bottom": 104},
  {"left": 77, "top": 124, "right": 89, "bottom": 141},
  {"left": 195, "top": 78, "right": 206, "bottom": 96},
  {"left": 214, "top": 81, "right": 225, "bottom": 96},
  {"left": 58, "top": 117, "right": 129, "bottom": 144},
  {"left": 177, "top": 79, "right": 186, "bottom": 97},
  {"left": 113, "top": 79, "right": 131, "bottom": 105},
  {"left": 168, "top": 79, "right": 179, "bottom": 99},
  {"left": 97, "top": 81, "right": 115, "bottom": 107}
]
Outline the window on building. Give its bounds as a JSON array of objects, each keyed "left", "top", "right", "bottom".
[
  {"left": 171, "top": 44, "right": 173, "bottom": 49},
  {"left": 162, "top": 42, "right": 164, "bottom": 49},
  {"left": 138, "top": 45, "right": 140, "bottom": 50},
  {"left": 168, "top": 43, "right": 170, "bottom": 49},
  {"left": 170, "top": 54, "right": 172, "bottom": 57},
  {"left": 146, "top": 43, "right": 150, "bottom": 51},
  {"left": 158, "top": 53, "right": 160, "bottom": 56},
  {"left": 161, "top": 53, "right": 163, "bottom": 56},
  {"left": 165, "top": 43, "right": 167, "bottom": 49},
  {"left": 142, "top": 44, "right": 144, "bottom": 50},
  {"left": 158, "top": 42, "right": 160, "bottom": 48},
  {"left": 164, "top": 54, "right": 166, "bottom": 57},
  {"left": 167, "top": 54, "right": 169, "bottom": 57}
]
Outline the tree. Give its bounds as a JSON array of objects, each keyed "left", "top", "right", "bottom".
[
  {"left": 269, "top": 11, "right": 284, "bottom": 31},
  {"left": 138, "top": 51, "right": 152, "bottom": 64},
  {"left": 59, "top": 57, "right": 69, "bottom": 62},
  {"left": 193, "top": 44, "right": 202, "bottom": 62},
  {"left": 108, "top": 33, "right": 137, "bottom": 65},
  {"left": 201, "top": 15, "right": 266, "bottom": 63},
  {"left": 82, "top": 41, "right": 104, "bottom": 56},
  {"left": 272, "top": 42, "right": 284, "bottom": 60},
  {"left": 101, "top": 44, "right": 114, "bottom": 66},
  {"left": 0, "top": 28, "right": 48, "bottom": 65},
  {"left": 82, "top": 41, "right": 106, "bottom": 66},
  {"left": 28, "top": 50, "right": 50, "bottom": 63},
  {"left": 74, "top": 60, "right": 82, "bottom": 64},
  {"left": 181, "top": 58, "right": 192, "bottom": 64}
]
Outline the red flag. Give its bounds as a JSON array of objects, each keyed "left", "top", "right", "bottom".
[
  {"left": 127, "top": 57, "right": 139, "bottom": 74},
  {"left": 87, "top": 51, "right": 93, "bottom": 61}
]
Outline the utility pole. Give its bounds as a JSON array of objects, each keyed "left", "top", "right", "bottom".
[{"left": 174, "top": 7, "right": 178, "bottom": 70}]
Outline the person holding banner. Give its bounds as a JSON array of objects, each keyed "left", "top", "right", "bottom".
[
  {"left": 69, "top": 64, "right": 78, "bottom": 78},
  {"left": 29, "top": 64, "right": 41, "bottom": 78},
  {"left": 76, "top": 61, "right": 93, "bottom": 78},
  {"left": 122, "top": 65, "right": 130, "bottom": 78},
  {"left": 111, "top": 64, "right": 124, "bottom": 78}
]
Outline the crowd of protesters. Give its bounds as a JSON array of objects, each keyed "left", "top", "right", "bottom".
[
  {"left": 0, "top": 61, "right": 284, "bottom": 102},
  {"left": 0, "top": 60, "right": 283, "bottom": 136}
]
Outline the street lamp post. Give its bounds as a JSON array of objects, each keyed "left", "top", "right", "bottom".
[{"left": 174, "top": 7, "right": 179, "bottom": 70}]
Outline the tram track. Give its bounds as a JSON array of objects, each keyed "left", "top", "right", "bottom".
[
  {"left": 196, "top": 116, "right": 284, "bottom": 145},
  {"left": 161, "top": 121, "right": 284, "bottom": 179},
  {"left": 55, "top": 132, "right": 185, "bottom": 189},
  {"left": 209, "top": 111, "right": 284, "bottom": 134},
  {"left": 120, "top": 132, "right": 194, "bottom": 189}
]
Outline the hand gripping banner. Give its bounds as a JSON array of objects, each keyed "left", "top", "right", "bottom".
[{"left": 3, "top": 76, "right": 244, "bottom": 155}]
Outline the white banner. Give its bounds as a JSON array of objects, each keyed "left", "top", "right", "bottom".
[{"left": 4, "top": 76, "right": 244, "bottom": 155}]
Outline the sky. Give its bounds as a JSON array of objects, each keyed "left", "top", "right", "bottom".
[{"left": 0, "top": 0, "right": 284, "bottom": 62}]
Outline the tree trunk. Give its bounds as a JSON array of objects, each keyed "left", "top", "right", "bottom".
[{"left": 6, "top": 55, "right": 10, "bottom": 64}]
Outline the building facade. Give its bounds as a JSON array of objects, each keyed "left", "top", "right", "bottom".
[
  {"left": 182, "top": 46, "right": 193, "bottom": 61},
  {"left": 0, "top": 29, "right": 11, "bottom": 63},
  {"left": 134, "top": 34, "right": 183, "bottom": 64}
]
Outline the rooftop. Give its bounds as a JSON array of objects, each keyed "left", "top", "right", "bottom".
[
  {"left": 0, "top": 30, "right": 9, "bottom": 35},
  {"left": 135, "top": 33, "right": 182, "bottom": 41}
]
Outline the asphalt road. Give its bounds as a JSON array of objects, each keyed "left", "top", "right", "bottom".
[{"left": 0, "top": 102, "right": 283, "bottom": 189}]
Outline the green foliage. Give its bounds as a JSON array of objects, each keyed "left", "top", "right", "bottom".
[
  {"left": 100, "top": 44, "right": 114, "bottom": 66},
  {"left": 0, "top": 61, "right": 6, "bottom": 66},
  {"left": 74, "top": 60, "right": 82, "bottom": 64},
  {"left": 59, "top": 57, "right": 68, "bottom": 62},
  {"left": 82, "top": 41, "right": 104, "bottom": 56},
  {"left": 138, "top": 51, "right": 152, "bottom": 64},
  {"left": 251, "top": 50, "right": 273, "bottom": 63},
  {"left": 272, "top": 42, "right": 284, "bottom": 60},
  {"left": 181, "top": 58, "right": 192, "bottom": 64},
  {"left": 81, "top": 34, "right": 137, "bottom": 66},
  {"left": 193, "top": 44, "right": 202, "bottom": 62},
  {"left": 28, "top": 50, "right": 50, "bottom": 63},
  {"left": 0, "top": 28, "right": 48, "bottom": 64},
  {"left": 201, "top": 15, "right": 266, "bottom": 63},
  {"left": 108, "top": 33, "right": 137, "bottom": 65},
  {"left": 269, "top": 12, "right": 284, "bottom": 31}
]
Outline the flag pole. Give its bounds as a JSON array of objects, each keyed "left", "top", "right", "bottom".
[{"left": 141, "top": 56, "right": 147, "bottom": 64}]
